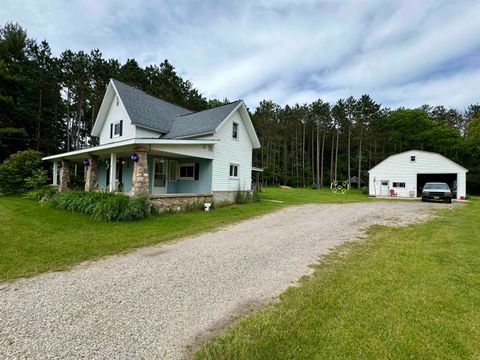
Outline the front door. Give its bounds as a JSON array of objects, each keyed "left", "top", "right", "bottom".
[{"left": 153, "top": 159, "right": 167, "bottom": 194}]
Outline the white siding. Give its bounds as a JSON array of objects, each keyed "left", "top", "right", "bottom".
[
  {"left": 98, "top": 96, "right": 136, "bottom": 145},
  {"left": 369, "top": 150, "right": 467, "bottom": 199},
  {"left": 203, "top": 110, "right": 253, "bottom": 191}
]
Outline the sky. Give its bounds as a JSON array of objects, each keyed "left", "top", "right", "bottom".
[{"left": 1, "top": 0, "right": 480, "bottom": 110}]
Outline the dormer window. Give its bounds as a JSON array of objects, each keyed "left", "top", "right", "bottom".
[
  {"left": 232, "top": 122, "right": 239, "bottom": 139},
  {"left": 411, "top": 156, "right": 416, "bottom": 162}
]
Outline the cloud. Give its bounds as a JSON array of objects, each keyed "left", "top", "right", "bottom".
[{"left": 1, "top": 0, "right": 479, "bottom": 109}]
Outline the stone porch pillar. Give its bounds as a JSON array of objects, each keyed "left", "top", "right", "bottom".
[
  {"left": 58, "top": 161, "right": 70, "bottom": 192},
  {"left": 131, "top": 149, "right": 149, "bottom": 196},
  {"left": 84, "top": 155, "right": 99, "bottom": 191}
]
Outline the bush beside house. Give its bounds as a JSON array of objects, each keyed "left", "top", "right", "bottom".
[
  {"left": 0, "top": 150, "right": 47, "bottom": 194},
  {"left": 46, "top": 191, "right": 151, "bottom": 222}
]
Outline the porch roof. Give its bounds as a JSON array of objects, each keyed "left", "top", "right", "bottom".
[{"left": 42, "top": 138, "right": 218, "bottom": 161}]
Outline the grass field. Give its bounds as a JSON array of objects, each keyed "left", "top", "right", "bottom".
[
  {"left": 195, "top": 198, "right": 480, "bottom": 359},
  {"left": 0, "top": 187, "right": 365, "bottom": 282}
]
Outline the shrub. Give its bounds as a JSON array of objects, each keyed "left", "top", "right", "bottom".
[
  {"left": 0, "top": 150, "right": 44, "bottom": 194},
  {"left": 234, "top": 189, "right": 253, "bottom": 204},
  {"left": 25, "top": 168, "right": 49, "bottom": 190},
  {"left": 361, "top": 186, "right": 369, "bottom": 195},
  {"left": 252, "top": 191, "right": 262, "bottom": 203},
  {"left": 46, "top": 190, "right": 151, "bottom": 222},
  {"left": 24, "top": 186, "right": 58, "bottom": 202}
]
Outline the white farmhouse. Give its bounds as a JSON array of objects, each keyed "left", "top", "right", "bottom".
[
  {"left": 43, "top": 79, "right": 260, "bottom": 209},
  {"left": 368, "top": 150, "right": 468, "bottom": 199}
]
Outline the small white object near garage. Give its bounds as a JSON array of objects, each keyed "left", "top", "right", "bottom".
[{"left": 369, "top": 150, "right": 468, "bottom": 199}]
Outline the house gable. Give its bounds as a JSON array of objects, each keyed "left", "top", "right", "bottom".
[
  {"left": 92, "top": 80, "right": 163, "bottom": 145},
  {"left": 213, "top": 101, "right": 260, "bottom": 149}
]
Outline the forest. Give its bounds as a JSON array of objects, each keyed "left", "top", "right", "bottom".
[{"left": 1, "top": 23, "right": 480, "bottom": 192}]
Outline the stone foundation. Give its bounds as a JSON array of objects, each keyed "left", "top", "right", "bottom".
[
  {"left": 150, "top": 194, "right": 214, "bottom": 213},
  {"left": 212, "top": 191, "right": 251, "bottom": 203}
]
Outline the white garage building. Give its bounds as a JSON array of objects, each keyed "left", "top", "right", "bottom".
[{"left": 369, "top": 150, "right": 468, "bottom": 199}]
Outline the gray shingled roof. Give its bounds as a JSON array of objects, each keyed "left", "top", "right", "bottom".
[
  {"left": 112, "top": 79, "right": 192, "bottom": 133},
  {"left": 164, "top": 100, "right": 242, "bottom": 139},
  {"left": 112, "top": 79, "right": 241, "bottom": 138}
]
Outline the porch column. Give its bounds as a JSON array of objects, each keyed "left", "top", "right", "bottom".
[
  {"left": 131, "top": 149, "right": 149, "bottom": 196},
  {"left": 109, "top": 153, "right": 117, "bottom": 192},
  {"left": 58, "top": 160, "right": 70, "bottom": 192},
  {"left": 84, "top": 155, "right": 99, "bottom": 191},
  {"left": 52, "top": 162, "right": 58, "bottom": 186}
]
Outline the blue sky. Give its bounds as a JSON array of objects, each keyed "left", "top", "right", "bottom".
[{"left": 1, "top": 0, "right": 480, "bottom": 109}]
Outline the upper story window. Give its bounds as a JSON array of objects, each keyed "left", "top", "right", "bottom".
[
  {"left": 410, "top": 155, "right": 416, "bottom": 162},
  {"left": 116, "top": 97, "right": 119, "bottom": 106},
  {"left": 232, "top": 122, "right": 239, "bottom": 139},
  {"left": 114, "top": 122, "right": 121, "bottom": 136},
  {"left": 110, "top": 120, "right": 123, "bottom": 138}
]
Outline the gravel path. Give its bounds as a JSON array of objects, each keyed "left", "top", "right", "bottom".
[{"left": 0, "top": 201, "right": 443, "bottom": 359}]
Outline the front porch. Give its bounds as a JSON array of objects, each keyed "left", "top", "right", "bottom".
[{"left": 43, "top": 139, "right": 216, "bottom": 200}]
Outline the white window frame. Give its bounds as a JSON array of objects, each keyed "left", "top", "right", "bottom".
[
  {"left": 229, "top": 163, "right": 239, "bottom": 179},
  {"left": 113, "top": 121, "right": 121, "bottom": 137},
  {"left": 178, "top": 163, "right": 195, "bottom": 181},
  {"left": 232, "top": 122, "right": 239, "bottom": 140}
]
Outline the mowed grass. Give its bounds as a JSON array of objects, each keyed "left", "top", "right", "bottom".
[
  {"left": 262, "top": 186, "right": 368, "bottom": 204},
  {"left": 0, "top": 187, "right": 367, "bottom": 282},
  {"left": 195, "top": 199, "right": 480, "bottom": 360}
]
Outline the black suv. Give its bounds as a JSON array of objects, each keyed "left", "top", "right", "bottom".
[{"left": 421, "top": 182, "right": 453, "bottom": 203}]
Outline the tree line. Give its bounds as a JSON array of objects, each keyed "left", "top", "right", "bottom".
[
  {"left": 252, "top": 98, "right": 480, "bottom": 192},
  {"left": 1, "top": 22, "right": 480, "bottom": 192}
]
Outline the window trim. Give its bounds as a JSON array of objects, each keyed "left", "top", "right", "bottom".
[
  {"left": 229, "top": 163, "right": 239, "bottom": 179},
  {"left": 392, "top": 182, "right": 406, "bottom": 188},
  {"left": 178, "top": 163, "right": 195, "bottom": 181},
  {"left": 232, "top": 122, "right": 239, "bottom": 140}
]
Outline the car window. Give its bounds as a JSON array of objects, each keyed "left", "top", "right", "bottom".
[{"left": 424, "top": 183, "right": 449, "bottom": 190}]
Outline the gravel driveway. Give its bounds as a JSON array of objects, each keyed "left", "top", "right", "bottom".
[{"left": 0, "top": 201, "right": 441, "bottom": 359}]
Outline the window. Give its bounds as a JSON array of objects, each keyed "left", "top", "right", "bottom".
[
  {"left": 179, "top": 163, "right": 195, "bottom": 180},
  {"left": 410, "top": 156, "right": 416, "bottom": 162},
  {"left": 114, "top": 123, "right": 121, "bottom": 136},
  {"left": 110, "top": 120, "right": 123, "bottom": 138},
  {"left": 232, "top": 122, "right": 239, "bottom": 139},
  {"left": 229, "top": 164, "right": 239, "bottom": 178},
  {"left": 393, "top": 182, "right": 406, "bottom": 188},
  {"left": 116, "top": 97, "right": 119, "bottom": 106}
]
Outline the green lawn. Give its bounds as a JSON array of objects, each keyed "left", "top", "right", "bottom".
[
  {"left": 195, "top": 198, "right": 480, "bottom": 360},
  {"left": 0, "top": 187, "right": 366, "bottom": 282}
]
